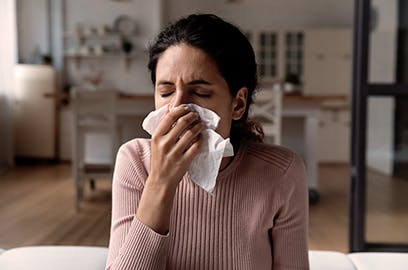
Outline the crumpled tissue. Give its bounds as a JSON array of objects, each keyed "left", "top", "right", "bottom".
[{"left": 142, "top": 104, "right": 234, "bottom": 193}]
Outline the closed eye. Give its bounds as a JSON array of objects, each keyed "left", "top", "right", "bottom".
[
  {"left": 193, "top": 89, "right": 213, "bottom": 98},
  {"left": 160, "top": 91, "right": 174, "bottom": 98},
  {"left": 195, "top": 92, "right": 211, "bottom": 98}
]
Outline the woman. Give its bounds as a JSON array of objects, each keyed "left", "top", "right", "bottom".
[{"left": 106, "top": 14, "right": 309, "bottom": 270}]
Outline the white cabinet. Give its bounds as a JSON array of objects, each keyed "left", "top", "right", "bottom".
[
  {"left": 301, "top": 28, "right": 352, "bottom": 163},
  {"left": 14, "top": 65, "right": 56, "bottom": 159},
  {"left": 303, "top": 28, "right": 353, "bottom": 96},
  {"left": 250, "top": 28, "right": 353, "bottom": 163},
  {"left": 318, "top": 109, "right": 350, "bottom": 163}
]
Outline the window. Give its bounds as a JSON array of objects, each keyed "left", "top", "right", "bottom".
[
  {"left": 285, "top": 32, "right": 304, "bottom": 78},
  {"left": 257, "top": 32, "right": 278, "bottom": 79}
]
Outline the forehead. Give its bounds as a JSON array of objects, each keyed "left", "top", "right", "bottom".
[{"left": 155, "top": 44, "right": 221, "bottom": 82}]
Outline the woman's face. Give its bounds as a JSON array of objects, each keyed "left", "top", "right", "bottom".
[{"left": 154, "top": 43, "right": 247, "bottom": 139}]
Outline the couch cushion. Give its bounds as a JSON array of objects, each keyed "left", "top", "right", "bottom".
[
  {"left": 309, "top": 251, "right": 357, "bottom": 270},
  {"left": 348, "top": 252, "right": 408, "bottom": 270},
  {"left": 0, "top": 246, "right": 108, "bottom": 270}
]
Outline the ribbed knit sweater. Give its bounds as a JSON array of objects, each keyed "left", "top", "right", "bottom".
[{"left": 106, "top": 138, "right": 309, "bottom": 270}]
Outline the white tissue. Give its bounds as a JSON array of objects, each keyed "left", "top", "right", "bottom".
[{"left": 142, "top": 104, "right": 234, "bottom": 193}]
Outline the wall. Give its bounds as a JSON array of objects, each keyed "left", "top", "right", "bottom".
[
  {"left": 1, "top": 0, "right": 17, "bottom": 171},
  {"left": 65, "top": 0, "right": 162, "bottom": 48},
  {"left": 17, "top": 0, "right": 50, "bottom": 63},
  {"left": 367, "top": 97, "right": 395, "bottom": 175},
  {"left": 368, "top": 0, "right": 398, "bottom": 83},
  {"left": 366, "top": 0, "right": 398, "bottom": 175},
  {"left": 0, "top": 97, "right": 14, "bottom": 172},
  {"left": 17, "top": 0, "right": 163, "bottom": 94},
  {"left": 164, "top": 0, "right": 354, "bottom": 30},
  {"left": 64, "top": 0, "right": 162, "bottom": 94}
]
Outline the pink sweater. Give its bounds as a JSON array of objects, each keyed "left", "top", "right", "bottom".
[{"left": 106, "top": 138, "right": 309, "bottom": 270}]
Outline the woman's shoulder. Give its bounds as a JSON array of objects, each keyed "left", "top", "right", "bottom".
[
  {"left": 245, "top": 141, "right": 301, "bottom": 174},
  {"left": 116, "top": 138, "right": 152, "bottom": 174},
  {"left": 114, "top": 138, "right": 151, "bottom": 189},
  {"left": 243, "top": 141, "right": 307, "bottom": 197},
  {"left": 118, "top": 138, "right": 151, "bottom": 160}
]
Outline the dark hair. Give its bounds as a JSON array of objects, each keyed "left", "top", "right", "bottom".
[{"left": 148, "top": 14, "right": 264, "bottom": 145}]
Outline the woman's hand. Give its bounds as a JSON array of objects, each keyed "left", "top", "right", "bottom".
[
  {"left": 136, "top": 105, "right": 204, "bottom": 234},
  {"left": 148, "top": 105, "right": 204, "bottom": 190}
]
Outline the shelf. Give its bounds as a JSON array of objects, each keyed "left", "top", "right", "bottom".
[
  {"left": 64, "top": 52, "right": 141, "bottom": 59},
  {"left": 64, "top": 51, "right": 146, "bottom": 70},
  {"left": 64, "top": 31, "right": 137, "bottom": 40}
]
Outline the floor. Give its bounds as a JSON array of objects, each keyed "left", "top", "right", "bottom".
[{"left": 0, "top": 163, "right": 406, "bottom": 252}]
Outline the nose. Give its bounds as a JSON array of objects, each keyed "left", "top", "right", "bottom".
[{"left": 171, "top": 88, "right": 191, "bottom": 107}]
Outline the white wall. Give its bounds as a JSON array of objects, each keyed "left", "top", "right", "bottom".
[
  {"left": 17, "top": 0, "right": 50, "bottom": 63},
  {"left": 17, "top": 0, "right": 163, "bottom": 94},
  {"left": 367, "top": 97, "right": 395, "bottom": 175},
  {"left": 368, "top": 0, "right": 398, "bottom": 83},
  {"left": 64, "top": 0, "right": 162, "bottom": 49},
  {"left": 0, "top": 0, "right": 18, "bottom": 170},
  {"left": 164, "top": 0, "right": 354, "bottom": 30},
  {"left": 63, "top": 0, "right": 162, "bottom": 94},
  {"left": 366, "top": 0, "right": 398, "bottom": 175}
]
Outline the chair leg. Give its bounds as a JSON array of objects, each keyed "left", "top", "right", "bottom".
[
  {"left": 90, "top": 179, "right": 96, "bottom": 190},
  {"left": 75, "top": 175, "right": 85, "bottom": 212},
  {"left": 75, "top": 176, "right": 81, "bottom": 212}
]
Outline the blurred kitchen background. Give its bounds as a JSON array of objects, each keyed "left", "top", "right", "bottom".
[{"left": 0, "top": 0, "right": 407, "bottom": 253}]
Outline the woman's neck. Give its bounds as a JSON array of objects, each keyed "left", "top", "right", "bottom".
[{"left": 219, "top": 157, "right": 233, "bottom": 171}]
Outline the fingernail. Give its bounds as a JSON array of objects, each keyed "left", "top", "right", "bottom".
[{"left": 181, "top": 104, "right": 189, "bottom": 111}]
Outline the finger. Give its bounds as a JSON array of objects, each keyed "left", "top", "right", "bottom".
[
  {"left": 181, "top": 134, "right": 203, "bottom": 162},
  {"left": 172, "top": 121, "right": 205, "bottom": 156},
  {"left": 154, "top": 105, "right": 191, "bottom": 136},
  {"left": 166, "top": 111, "right": 200, "bottom": 142}
]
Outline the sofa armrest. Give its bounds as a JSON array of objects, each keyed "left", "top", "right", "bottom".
[
  {"left": 0, "top": 246, "right": 108, "bottom": 270},
  {"left": 348, "top": 252, "right": 408, "bottom": 270},
  {"left": 309, "top": 250, "right": 357, "bottom": 270}
]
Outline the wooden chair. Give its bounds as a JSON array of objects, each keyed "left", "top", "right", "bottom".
[
  {"left": 249, "top": 86, "right": 282, "bottom": 145},
  {"left": 70, "top": 88, "right": 120, "bottom": 210}
]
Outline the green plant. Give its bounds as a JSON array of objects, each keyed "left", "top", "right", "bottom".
[
  {"left": 285, "top": 73, "right": 300, "bottom": 85},
  {"left": 42, "top": 54, "right": 53, "bottom": 65}
]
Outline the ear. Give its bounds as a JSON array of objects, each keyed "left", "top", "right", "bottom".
[{"left": 231, "top": 87, "right": 248, "bottom": 120}]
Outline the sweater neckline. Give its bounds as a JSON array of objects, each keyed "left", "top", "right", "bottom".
[{"left": 217, "top": 140, "right": 247, "bottom": 179}]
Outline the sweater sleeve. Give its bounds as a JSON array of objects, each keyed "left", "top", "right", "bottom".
[
  {"left": 271, "top": 153, "right": 310, "bottom": 270},
  {"left": 105, "top": 141, "right": 169, "bottom": 270}
]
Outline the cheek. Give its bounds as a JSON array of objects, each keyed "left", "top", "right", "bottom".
[
  {"left": 216, "top": 117, "right": 233, "bottom": 138},
  {"left": 154, "top": 92, "right": 168, "bottom": 110},
  {"left": 213, "top": 105, "right": 234, "bottom": 138}
]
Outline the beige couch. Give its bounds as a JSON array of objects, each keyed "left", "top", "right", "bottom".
[{"left": 0, "top": 246, "right": 407, "bottom": 269}]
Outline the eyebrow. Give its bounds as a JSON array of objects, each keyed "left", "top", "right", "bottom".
[
  {"left": 157, "top": 79, "right": 212, "bottom": 86},
  {"left": 188, "top": 79, "right": 211, "bottom": 85}
]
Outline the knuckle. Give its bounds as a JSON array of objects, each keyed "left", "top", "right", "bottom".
[
  {"left": 180, "top": 116, "right": 190, "bottom": 125},
  {"left": 151, "top": 134, "right": 160, "bottom": 144},
  {"left": 159, "top": 138, "right": 171, "bottom": 150},
  {"left": 194, "top": 122, "right": 203, "bottom": 131},
  {"left": 185, "top": 129, "right": 194, "bottom": 138},
  {"left": 152, "top": 135, "right": 170, "bottom": 151},
  {"left": 166, "top": 113, "right": 177, "bottom": 123}
]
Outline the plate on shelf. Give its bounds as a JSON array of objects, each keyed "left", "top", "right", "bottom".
[{"left": 113, "top": 15, "right": 136, "bottom": 36}]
